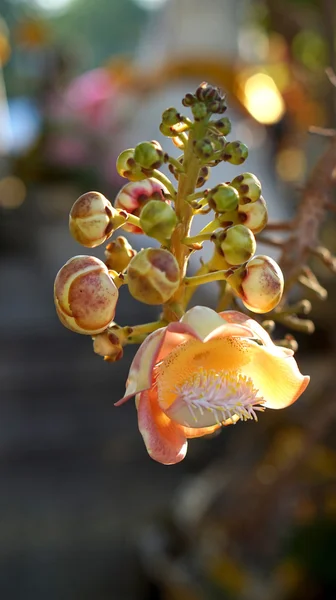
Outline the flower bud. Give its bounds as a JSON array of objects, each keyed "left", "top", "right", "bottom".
[
  {"left": 105, "top": 236, "right": 136, "bottom": 272},
  {"left": 216, "top": 225, "right": 256, "bottom": 265},
  {"left": 161, "top": 107, "right": 181, "bottom": 126},
  {"left": 140, "top": 200, "right": 177, "bottom": 242},
  {"left": 69, "top": 192, "right": 126, "bottom": 248},
  {"left": 193, "top": 138, "right": 215, "bottom": 161},
  {"left": 182, "top": 93, "right": 196, "bottom": 107},
  {"left": 196, "top": 166, "right": 210, "bottom": 188},
  {"left": 223, "top": 141, "right": 248, "bottom": 165},
  {"left": 213, "top": 117, "right": 231, "bottom": 135},
  {"left": 127, "top": 248, "right": 180, "bottom": 305},
  {"left": 207, "top": 184, "right": 239, "bottom": 213},
  {"left": 54, "top": 255, "right": 118, "bottom": 334},
  {"left": 114, "top": 178, "right": 167, "bottom": 233},
  {"left": 231, "top": 173, "right": 262, "bottom": 203},
  {"left": 227, "top": 255, "right": 284, "bottom": 313},
  {"left": 238, "top": 196, "right": 268, "bottom": 233},
  {"left": 191, "top": 102, "right": 207, "bottom": 121},
  {"left": 116, "top": 148, "right": 147, "bottom": 181},
  {"left": 93, "top": 331, "right": 123, "bottom": 362},
  {"left": 134, "top": 140, "right": 164, "bottom": 170},
  {"left": 195, "top": 82, "right": 221, "bottom": 103}
]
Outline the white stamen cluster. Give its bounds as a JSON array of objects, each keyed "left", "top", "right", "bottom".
[{"left": 173, "top": 368, "right": 265, "bottom": 425}]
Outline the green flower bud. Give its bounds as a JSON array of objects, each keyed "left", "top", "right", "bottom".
[
  {"left": 196, "top": 82, "right": 221, "bottom": 103},
  {"left": 105, "top": 236, "right": 136, "bottom": 272},
  {"left": 161, "top": 107, "right": 181, "bottom": 126},
  {"left": 216, "top": 224, "right": 256, "bottom": 265},
  {"left": 116, "top": 149, "right": 147, "bottom": 181},
  {"left": 196, "top": 165, "right": 210, "bottom": 188},
  {"left": 127, "top": 248, "right": 180, "bottom": 305},
  {"left": 193, "top": 138, "right": 215, "bottom": 161},
  {"left": 182, "top": 93, "right": 196, "bottom": 107},
  {"left": 231, "top": 172, "right": 261, "bottom": 203},
  {"left": 238, "top": 196, "right": 268, "bottom": 233},
  {"left": 140, "top": 200, "right": 177, "bottom": 242},
  {"left": 214, "top": 117, "right": 231, "bottom": 135},
  {"left": 134, "top": 140, "right": 164, "bottom": 170},
  {"left": 207, "top": 184, "right": 239, "bottom": 213},
  {"left": 227, "top": 255, "right": 284, "bottom": 313},
  {"left": 191, "top": 102, "right": 207, "bottom": 121},
  {"left": 223, "top": 141, "right": 248, "bottom": 165},
  {"left": 209, "top": 134, "right": 227, "bottom": 153}
]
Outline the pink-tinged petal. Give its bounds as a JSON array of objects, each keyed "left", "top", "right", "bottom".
[
  {"left": 180, "top": 306, "right": 227, "bottom": 340},
  {"left": 116, "top": 323, "right": 204, "bottom": 406},
  {"left": 137, "top": 388, "right": 188, "bottom": 465},
  {"left": 241, "top": 342, "right": 309, "bottom": 409},
  {"left": 180, "top": 306, "right": 260, "bottom": 344},
  {"left": 219, "top": 310, "right": 293, "bottom": 355},
  {"left": 115, "top": 327, "right": 166, "bottom": 405}
]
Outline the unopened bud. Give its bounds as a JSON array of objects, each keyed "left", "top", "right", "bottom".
[
  {"left": 114, "top": 178, "right": 167, "bottom": 233},
  {"left": 207, "top": 184, "right": 239, "bottom": 213},
  {"left": 182, "top": 93, "right": 196, "bottom": 107},
  {"left": 231, "top": 172, "right": 262, "bottom": 203},
  {"left": 93, "top": 331, "right": 123, "bottom": 362},
  {"left": 69, "top": 192, "right": 126, "bottom": 248},
  {"left": 127, "top": 248, "right": 180, "bottom": 305},
  {"left": 134, "top": 140, "right": 164, "bottom": 170},
  {"left": 105, "top": 236, "right": 136, "bottom": 272},
  {"left": 116, "top": 148, "right": 147, "bottom": 181},
  {"left": 140, "top": 200, "right": 177, "bottom": 242},
  {"left": 54, "top": 256, "right": 118, "bottom": 334},
  {"left": 196, "top": 166, "right": 210, "bottom": 188},
  {"left": 191, "top": 102, "right": 207, "bottom": 121},
  {"left": 228, "top": 255, "right": 284, "bottom": 313},
  {"left": 193, "top": 138, "right": 215, "bottom": 161},
  {"left": 195, "top": 82, "right": 221, "bottom": 103},
  {"left": 213, "top": 117, "right": 231, "bottom": 135},
  {"left": 161, "top": 107, "right": 182, "bottom": 126},
  {"left": 238, "top": 196, "right": 268, "bottom": 233},
  {"left": 217, "top": 225, "right": 256, "bottom": 265},
  {"left": 223, "top": 141, "right": 248, "bottom": 165}
]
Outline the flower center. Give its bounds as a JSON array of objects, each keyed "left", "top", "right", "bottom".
[{"left": 165, "top": 367, "right": 265, "bottom": 428}]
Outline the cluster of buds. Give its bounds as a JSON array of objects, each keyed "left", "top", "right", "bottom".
[{"left": 54, "top": 82, "right": 284, "bottom": 354}]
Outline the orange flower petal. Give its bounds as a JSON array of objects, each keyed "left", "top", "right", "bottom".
[
  {"left": 137, "top": 388, "right": 188, "bottom": 465},
  {"left": 136, "top": 386, "right": 223, "bottom": 463}
]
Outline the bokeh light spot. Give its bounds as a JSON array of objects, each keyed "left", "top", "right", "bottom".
[
  {"left": 243, "top": 73, "right": 285, "bottom": 125},
  {"left": 0, "top": 176, "right": 26, "bottom": 209}
]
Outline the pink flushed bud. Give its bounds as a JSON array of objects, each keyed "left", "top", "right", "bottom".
[
  {"left": 228, "top": 255, "right": 284, "bottom": 313},
  {"left": 54, "top": 255, "right": 118, "bottom": 334},
  {"left": 238, "top": 196, "right": 268, "bottom": 233},
  {"left": 127, "top": 248, "right": 180, "bottom": 305},
  {"left": 69, "top": 191, "right": 126, "bottom": 248},
  {"left": 114, "top": 178, "right": 168, "bottom": 233}
]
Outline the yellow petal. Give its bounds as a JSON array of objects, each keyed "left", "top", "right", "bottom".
[
  {"left": 157, "top": 337, "right": 252, "bottom": 412},
  {"left": 241, "top": 342, "right": 309, "bottom": 409}
]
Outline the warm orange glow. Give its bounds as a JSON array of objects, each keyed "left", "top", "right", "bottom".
[
  {"left": 276, "top": 148, "right": 306, "bottom": 182},
  {"left": 0, "top": 176, "right": 26, "bottom": 209},
  {"left": 243, "top": 73, "right": 285, "bottom": 125}
]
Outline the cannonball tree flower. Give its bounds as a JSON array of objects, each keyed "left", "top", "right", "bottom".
[{"left": 116, "top": 307, "right": 309, "bottom": 465}]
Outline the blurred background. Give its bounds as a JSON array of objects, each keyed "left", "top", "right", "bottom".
[{"left": 0, "top": 0, "right": 336, "bottom": 598}]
